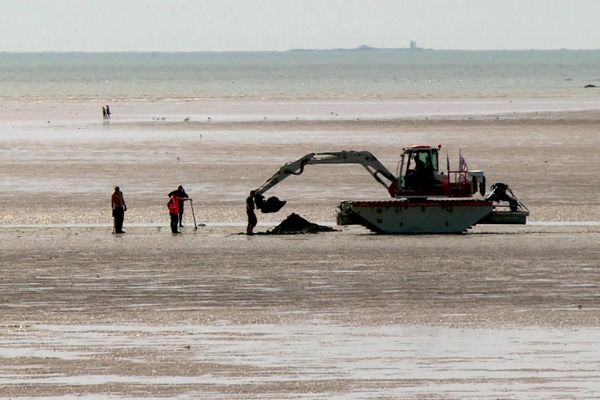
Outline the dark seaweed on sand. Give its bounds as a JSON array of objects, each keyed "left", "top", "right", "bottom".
[{"left": 266, "top": 213, "right": 336, "bottom": 234}]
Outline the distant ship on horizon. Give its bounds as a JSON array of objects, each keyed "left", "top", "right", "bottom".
[
  {"left": 409, "top": 40, "right": 422, "bottom": 50},
  {"left": 291, "top": 40, "right": 425, "bottom": 52}
]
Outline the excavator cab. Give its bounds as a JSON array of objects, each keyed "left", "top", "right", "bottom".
[
  {"left": 397, "top": 146, "right": 443, "bottom": 193},
  {"left": 396, "top": 145, "right": 487, "bottom": 197}
]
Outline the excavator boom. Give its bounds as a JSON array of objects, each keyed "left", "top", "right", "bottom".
[
  {"left": 255, "top": 151, "right": 397, "bottom": 196},
  {"left": 253, "top": 151, "right": 398, "bottom": 213}
]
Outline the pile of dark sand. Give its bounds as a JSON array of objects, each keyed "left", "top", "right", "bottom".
[{"left": 266, "top": 213, "right": 336, "bottom": 234}]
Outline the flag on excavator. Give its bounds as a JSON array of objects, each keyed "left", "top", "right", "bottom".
[{"left": 459, "top": 150, "right": 468, "bottom": 172}]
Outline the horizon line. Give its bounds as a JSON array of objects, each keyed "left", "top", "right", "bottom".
[{"left": 2, "top": 47, "right": 600, "bottom": 54}]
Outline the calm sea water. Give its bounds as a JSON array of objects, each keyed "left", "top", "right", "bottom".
[{"left": 1, "top": 50, "right": 599, "bottom": 100}]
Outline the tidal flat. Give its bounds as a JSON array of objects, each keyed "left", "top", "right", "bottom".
[{"left": 1, "top": 100, "right": 600, "bottom": 398}]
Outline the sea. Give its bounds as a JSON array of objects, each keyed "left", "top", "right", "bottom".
[{"left": 1, "top": 50, "right": 600, "bottom": 101}]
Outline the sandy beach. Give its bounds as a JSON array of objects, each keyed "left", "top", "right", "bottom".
[{"left": 1, "top": 99, "right": 600, "bottom": 398}]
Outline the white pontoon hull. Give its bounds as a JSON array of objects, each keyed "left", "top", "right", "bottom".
[{"left": 337, "top": 199, "right": 494, "bottom": 234}]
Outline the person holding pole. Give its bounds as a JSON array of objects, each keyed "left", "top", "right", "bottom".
[
  {"left": 168, "top": 185, "right": 189, "bottom": 228},
  {"left": 167, "top": 192, "right": 192, "bottom": 234}
]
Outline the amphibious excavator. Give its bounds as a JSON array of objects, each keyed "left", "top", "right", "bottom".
[{"left": 253, "top": 145, "right": 528, "bottom": 233}]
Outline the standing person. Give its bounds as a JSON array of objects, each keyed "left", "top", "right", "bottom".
[
  {"left": 168, "top": 185, "right": 188, "bottom": 227},
  {"left": 246, "top": 190, "right": 257, "bottom": 235},
  {"left": 102, "top": 106, "right": 107, "bottom": 119},
  {"left": 167, "top": 192, "right": 192, "bottom": 234},
  {"left": 111, "top": 186, "right": 127, "bottom": 234},
  {"left": 106, "top": 105, "right": 111, "bottom": 119}
]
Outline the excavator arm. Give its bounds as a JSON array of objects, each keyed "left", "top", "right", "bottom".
[{"left": 253, "top": 151, "right": 398, "bottom": 213}]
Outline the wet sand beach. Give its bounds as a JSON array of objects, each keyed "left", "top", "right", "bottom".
[{"left": 1, "top": 99, "right": 600, "bottom": 398}]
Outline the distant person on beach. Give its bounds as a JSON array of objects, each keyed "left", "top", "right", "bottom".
[
  {"left": 111, "top": 186, "right": 127, "bottom": 234},
  {"left": 168, "top": 191, "right": 192, "bottom": 234},
  {"left": 106, "top": 105, "right": 111, "bottom": 119},
  {"left": 246, "top": 190, "right": 257, "bottom": 235},
  {"left": 102, "top": 106, "right": 107, "bottom": 119},
  {"left": 168, "top": 185, "right": 189, "bottom": 228}
]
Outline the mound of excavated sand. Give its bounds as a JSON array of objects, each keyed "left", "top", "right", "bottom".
[{"left": 266, "top": 213, "right": 336, "bottom": 234}]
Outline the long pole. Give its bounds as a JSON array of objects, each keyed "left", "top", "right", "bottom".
[{"left": 190, "top": 200, "right": 198, "bottom": 231}]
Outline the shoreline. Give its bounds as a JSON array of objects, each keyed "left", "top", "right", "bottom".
[
  {"left": 1, "top": 220, "right": 600, "bottom": 229},
  {"left": 4, "top": 97, "right": 600, "bottom": 127}
]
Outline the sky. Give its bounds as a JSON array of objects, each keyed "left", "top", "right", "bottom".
[{"left": 1, "top": 0, "right": 600, "bottom": 52}]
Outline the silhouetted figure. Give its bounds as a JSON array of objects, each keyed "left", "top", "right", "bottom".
[
  {"left": 406, "top": 156, "right": 435, "bottom": 189},
  {"left": 246, "top": 190, "right": 257, "bottom": 235},
  {"left": 111, "top": 186, "right": 127, "bottom": 233},
  {"left": 106, "top": 105, "right": 111, "bottom": 119},
  {"left": 102, "top": 106, "right": 107, "bottom": 119}
]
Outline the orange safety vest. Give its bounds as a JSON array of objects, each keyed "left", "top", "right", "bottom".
[{"left": 167, "top": 195, "right": 180, "bottom": 214}]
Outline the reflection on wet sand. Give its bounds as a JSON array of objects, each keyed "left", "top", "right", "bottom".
[{"left": 2, "top": 322, "right": 599, "bottom": 398}]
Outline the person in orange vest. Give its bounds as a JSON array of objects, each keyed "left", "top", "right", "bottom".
[
  {"left": 111, "top": 186, "right": 127, "bottom": 234},
  {"left": 167, "top": 185, "right": 189, "bottom": 228},
  {"left": 168, "top": 192, "right": 192, "bottom": 234}
]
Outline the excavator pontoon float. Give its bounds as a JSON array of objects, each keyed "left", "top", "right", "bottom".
[{"left": 253, "top": 145, "right": 528, "bottom": 234}]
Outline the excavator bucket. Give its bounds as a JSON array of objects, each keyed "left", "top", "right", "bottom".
[{"left": 255, "top": 193, "right": 287, "bottom": 213}]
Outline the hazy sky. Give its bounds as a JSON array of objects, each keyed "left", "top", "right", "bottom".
[{"left": 2, "top": 0, "right": 600, "bottom": 52}]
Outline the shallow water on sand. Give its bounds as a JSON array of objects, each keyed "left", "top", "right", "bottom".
[
  {"left": 2, "top": 322, "right": 600, "bottom": 399},
  {"left": 1, "top": 225, "right": 599, "bottom": 398}
]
